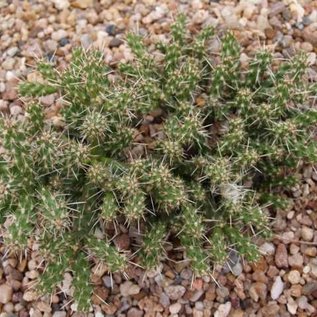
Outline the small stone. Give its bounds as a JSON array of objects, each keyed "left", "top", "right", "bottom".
[
  {"left": 303, "top": 282, "right": 317, "bottom": 296},
  {"left": 259, "top": 242, "right": 275, "bottom": 255},
  {"left": 53, "top": 312, "right": 67, "bottom": 317},
  {"left": 288, "top": 253, "right": 303, "bottom": 269},
  {"left": 26, "top": 270, "right": 39, "bottom": 279},
  {"left": 37, "top": 301, "right": 51, "bottom": 313},
  {"left": 120, "top": 281, "right": 140, "bottom": 297},
  {"left": 214, "top": 302, "right": 232, "bottom": 317},
  {"left": 269, "top": 2, "right": 285, "bottom": 16},
  {"left": 287, "top": 297, "right": 298, "bottom": 315},
  {"left": 3, "top": 302, "right": 14, "bottom": 313},
  {"left": 169, "top": 303, "right": 182, "bottom": 314},
  {"left": 301, "top": 226, "right": 314, "bottom": 241},
  {"left": 159, "top": 292, "right": 170, "bottom": 308},
  {"left": 142, "top": 6, "right": 166, "bottom": 24},
  {"left": 192, "top": 308, "right": 203, "bottom": 317},
  {"left": 80, "top": 34, "right": 93, "bottom": 49},
  {"left": 288, "top": 270, "right": 301, "bottom": 285},
  {"left": 7, "top": 47, "right": 19, "bottom": 57},
  {"left": 71, "top": 0, "right": 93, "bottom": 9},
  {"left": 192, "top": 10, "right": 209, "bottom": 24},
  {"left": 271, "top": 276, "right": 284, "bottom": 300},
  {"left": 231, "top": 262, "right": 243, "bottom": 276},
  {"left": 261, "top": 302, "right": 280, "bottom": 315},
  {"left": 23, "top": 290, "right": 37, "bottom": 302},
  {"left": 127, "top": 308, "right": 143, "bottom": 317},
  {"left": 44, "top": 40, "right": 58, "bottom": 52},
  {"left": 275, "top": 244, "right": 288, "bottom": 268},
  {"left": 52, "top": 30, "right": 68, "bottom": 42},
  {"left": 0, "top": 284, "right": 13, "bottom": 304},
  {"left": 290, "top": 284, "right": 302, "bottom": 297},
  {"left": 3, "top": 84, "right": 17, "bottom": 100},
  {"left": 2, "top": 58, "right": 15, "bottom": 70},
  {"left": 52, "top": 0, "right": 69, "bottom": 9},
  {"left": 265, "top": 28, "right": 276, "bottom": 39},
  {"left": 249, "top": 282, "right": 267, "bottom": 302},
  {"left": 109, "top": 38, "right": 124, "bottom": 48},
  {"left": 113, "top": 233, "right": 130, "bottom": 250},
  {"left": 10, "top": 105, "right": 22, "bottom": 116},
  {"left": 39, "top": 94, "right": 55, "bottom": 107},
  {"left": 180, "top": 269, "right": 192, "bottom": 280},
  {"left": 105, "top": 24, "right": 118, "bottom": 36},
  {"left": 301, "top": 42, "right": 313, "bottom": 52},
  {"left": 165, "top": 285, "right": 186, "bottom": 301},
  {"left": 59, "top": 38, "right": 70, "bottom": 47},
  {"left": 0, "top": 0, "right": 8, "bottom": 8},
  {"left": 297, "top": 295, "right": 314, "bottom": 312},
  {"left": 190, "top": 290, "right": 204, "bottom": 302},
  {"left": 92, "top": 287, "right": 109, "bottom": 305}
]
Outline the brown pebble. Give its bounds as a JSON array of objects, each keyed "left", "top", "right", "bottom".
[
  {"left": 109, "top": 38, "right": 124, "bottom": 48},
  {"left": 265, "top": 28, "right": 276, "bottom": 39},
  {"left": 275, "top": 244, "right": 289, "bottom": 269}
]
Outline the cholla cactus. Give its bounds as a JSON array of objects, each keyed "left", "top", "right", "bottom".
[{"left": 1, "top": 15, "right": 316, "bottom": 311}]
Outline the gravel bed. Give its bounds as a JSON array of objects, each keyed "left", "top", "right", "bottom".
[{"left": 1, "top": 0, "right": 317, "bottom": 316}]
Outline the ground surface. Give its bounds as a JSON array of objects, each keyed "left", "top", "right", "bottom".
[{"left": 1, "top": 0, "right": 317, "bottom": 316}]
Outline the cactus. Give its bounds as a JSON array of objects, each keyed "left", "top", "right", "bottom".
[{"left": 1, "top": 15, "right": 316, "bottom": 311}]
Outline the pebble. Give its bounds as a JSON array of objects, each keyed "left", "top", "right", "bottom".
[
  {"left": 142, "top": 6, "right": 166, "bottom": 24},
  {"left": 259, "top": 242, "right": 275, "bottom": 255},
  {"left": 127, "top": 308, "right": 144, "bottom": 317},
  {"left": 301, "top": 226, "right": 314, "bottom": 241},
  {"left": 7, "top": 47, "right": 19, "bottom": 57},
  {"left": 109, "top": 38, "right": 124, "bottom": 48},
  {"left": 288, "top": 253, "right": 303, "bottom": 268},
  {"left": 298, "top": 295, "right": 314, "bottom": 313},
  {"left": 287, "top": 297, "right": 298, "bottom": 315},
  {"left": 192, "top": 10, "right": 209, "bottom": 24},
  {"left": 231, "top": 262, "right": 243, "bottom": 276},
  {"left": 2, "top": 58, "right": 15, "bottom": 70},
  {"left": 52, "top": 0, "right": 69, "bottom": 10},
  {"left": 275, "top": 244, "right": 288, "bottom": 268},
  {"left": 80, "top": 34, "right": 93, "bottom": 49},
  {"left": 0, "top": 284, "right": 13, "bottom": 304},
  {"left": 39, "top": 94, "right": 56, "bottom": 107},
  {"left": 214, "top": 302, "right": 232, "bottom": 317},
  {"left": 105, "top": 24, "right": 118, "bottom": 36},
  {"left": 165, "top": 285, "right": 186, "bottom": 301},
  {"left": 159, "top": 292, "right": 170, "bottom": 308},
  {"left": 23, "top": 291, "right": 37, "bottom": 302},
  {"left": 249, "top": 282, "right": 267, "bottom": 302},
  {"left": 52, "top": 312, "right": 67, "bottom": 317},
  {"left": 52, "top": 30, "right": 68, "bottom": 42},
  {"left": 37, "top": 301, "right": 51, "bottom": 313},
  {"left": 271, "top": 276, "right": 284, "bottom": 300},
  {"left": 71, "top": 0, "right": 93, "bottom": 9},
  {"left": 44, "top": 40, "right": 58, "bottom": 52},
  {"left": 120, "top": 281, "right": 141, "bottom": 297},
  {"left": 288, "top": 270, "right": 301, "bottom": 285},
  {"left": 169, "top": 303, "right": 182, "bottom": 314}
]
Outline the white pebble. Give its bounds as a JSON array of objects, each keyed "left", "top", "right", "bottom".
[
  {"left": 52, "top": 30, "right": 68, "bottom": 41},
  {"left": 301, "top": 226, "right": 314, "bottom": 241},
  {"left": 259, "top": 242, "right": 275, "bottom": 255},
  {"left": 169, "top": 303, "right": 182, "bottom": 314},
  {"left": 120, "top": 281, "right": 140, "bottom": 297},
  {"left": 214, "top": 302, "right": 232, "bottom": 317},
  {"left": 271, "top": 276, "right": 284, "bottom": 300},
  {"left": 288, "top": 270, "right": 301, "bottom": 284}
]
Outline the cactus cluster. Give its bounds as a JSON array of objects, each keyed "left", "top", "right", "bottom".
[{"left": 1, "top": 16, "right": 317, "bottom": 311}]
